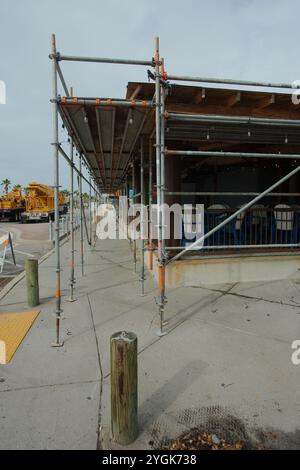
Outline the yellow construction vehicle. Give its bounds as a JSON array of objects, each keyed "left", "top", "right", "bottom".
[
  {"left": 20, "top": 183, "right": 67, "bottom": 223},
  {"left": 0, "top": 187, "right": 25, "bottom": 222}
]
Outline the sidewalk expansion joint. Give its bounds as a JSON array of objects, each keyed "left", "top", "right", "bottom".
[
  {"left": 86, "top": 293, "right": 104, "bottom": 451},
  {"left": 198, "top": 285, "right": 300, "bottom": 309},
  {"left": 0, "top": 378, "right": 101, "bottom": 394}
]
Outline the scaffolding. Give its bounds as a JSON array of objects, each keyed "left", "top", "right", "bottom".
[{"left": 50, "top": 34, "right": 300, "bottom": 342}]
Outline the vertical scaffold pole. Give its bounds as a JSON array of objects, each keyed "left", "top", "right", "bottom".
[
  {"left": 89, "top": 173, "right": 92, "bottom": 249},
  {"left": 155, "top": 37, "right": 166, "bottom": 336},
  {"left": 67, "top": 125, "right": 76, "bottom": 302},
  {"left": 79, "top": 154, "right": 84, "bottom": 276},
  {"left": 51, "top": 34, "right": 63, "bottom": 347},
  {"left": 140, "top": 137, "right": 145, "bottom": 296},
  {"left": 128, "top": 173, "right": 133, "bottom": 250},
  {"left": 93, "top": 185, "right": 97, "bottom": 247},
  {"left": 160, "top": 60, "right": 166, "bottom": 258},
  {"left": 148, "top": 139, "right": 153, "bottom": 271},
  {"left": 132, "top": 159, "right": 137, "bottom": 272},
  {"left": 125, "top": 174, "right": 130, "bottom": 243}
]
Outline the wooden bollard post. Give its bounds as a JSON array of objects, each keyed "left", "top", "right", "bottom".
[
  {"left": 25, "top": 259, "right": 39, "bottom": 307},
  {"left": 110, "top": 331, "right": 138, "bottom": 445}
]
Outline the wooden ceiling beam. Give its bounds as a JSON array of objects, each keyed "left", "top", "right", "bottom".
[
  {"left": 225, "top": 91, "right": 241, "bottom": 108},
  {"left": 254, "top": 93, "right": 275, "bottom": 110},
  {"left": 166, "top": 101, "right": 299, "bottom": 119}
]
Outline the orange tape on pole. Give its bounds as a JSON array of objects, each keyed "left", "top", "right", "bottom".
[
  {"left": 149, "top": 250, "right": 153, "bottom": 271},
  {"left": 158, "top": 264, "right": 165, "bottom": 294}
]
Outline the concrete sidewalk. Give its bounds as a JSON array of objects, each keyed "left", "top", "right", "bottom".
[{"left": 0, "top": 233, "right": 300, "bottom": 449}]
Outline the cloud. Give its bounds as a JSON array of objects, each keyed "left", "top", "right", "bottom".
[{"left": 0, "top": 0, "right": 299, "bottom": 189}]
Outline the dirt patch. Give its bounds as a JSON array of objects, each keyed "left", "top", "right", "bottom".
[
  {"left": 164, "top": 428, "right": 246, "bottom": 450},
  {"left": 149, "top": 406, "right": 300, "bottom": 450}
]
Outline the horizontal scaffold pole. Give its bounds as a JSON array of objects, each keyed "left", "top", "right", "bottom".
[
  {"left": 165, "top": 150, "right": 300, "bottom": 160},
  {"left": 167, "top": 164, "right": 300, "bottom": 264},
  {"left": 165, "top": 191, "right": 300, "bottom": 197},
  {"left": 166, "top": 244, "right": 300, "bottom": 250},
  {"left": 166, "top": 113, "right": 300, "bottom": 128},
  {"left": 58, "top": 54, "right": 153, "bottom": 67},
  {"left": 59, "top": 97, "right": 154, "bottom": 108},
  {"left": 166, "top": 74, "right": 297, "bottom": 90}
]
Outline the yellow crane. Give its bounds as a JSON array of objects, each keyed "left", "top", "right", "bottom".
[
  {"left": 0, "top": 187, "right": 25, "bottom": 222},
  {"left": 20, "top": 183, "right": 67, "bottom": 223}
]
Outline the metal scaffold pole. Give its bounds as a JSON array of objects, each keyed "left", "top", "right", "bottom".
[
  {"left": 67, "top": 126, "right": 76, "bottom": 303},
  {"left": 166, "top": 112, "right": 300, "bottom": 127},
  {"left": 59, "top": 54, "right": 153, "bottom": 66},
  {"left": 166, "top": 74, "right": 295, "bottom": 90},
  {"left": 79, "top": 154, "right": 84, "bottom": 276},
  {"left": 50, "top": 34, "right": 63, "bottom": 347},
  {"left": 140, "top": 137, "right": 145, "bottom": 296},
  {"left": 165, "top": 150, "right": 300, "bottom": 160},
  {"left": 89, "top": 173, "right": 92, "bottom": 250},
  {"left": 148, "top": 138, "right": 153, "bottom": 271},
  {"left": 132, "top": 159, "right": 137, "bottom": 272},
  {"left": 160, "top": 62, "right": 166, "bottom": 258},
  {"left": 155, "top": 37, "right": 166, "bottom": 336},
  {"left": 60, "top": 97, "right": 153, "bottom": 108},
  {"left": 93, "top": 185, "right": 97, "bottom": 247},
  {"left": 125, "top": 174, "right": 129, "bottom": 243}
]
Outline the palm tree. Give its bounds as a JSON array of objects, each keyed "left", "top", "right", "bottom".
[
  {"left": 1, "top": 179, "right": 11, "bottom": 194},
  {"left": 82, "top": 192, "right": 90, "bottom": 208},
  {"left": 73, "top": 190, "right": 79, "bottom": 209}
]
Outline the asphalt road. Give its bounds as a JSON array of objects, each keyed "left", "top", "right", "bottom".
[{"left": 0, "top": 222, "right": 52, "bottom": 287}]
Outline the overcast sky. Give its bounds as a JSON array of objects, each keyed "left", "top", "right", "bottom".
[{"left": 0, "top": 0, "right": 299, "bottom": 192}]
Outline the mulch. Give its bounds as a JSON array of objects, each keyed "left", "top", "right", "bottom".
[{"left": 163, "top": 429, "right": 247, "bottom": 451}]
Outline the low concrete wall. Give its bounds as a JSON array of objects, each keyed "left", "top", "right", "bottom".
[{"left": 144, "top": 248, "right": 300, "bottom": 287}]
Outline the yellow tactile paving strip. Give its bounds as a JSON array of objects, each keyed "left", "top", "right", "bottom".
[{"left": 0, "top": 310, "right": 40, "bottom": 364}]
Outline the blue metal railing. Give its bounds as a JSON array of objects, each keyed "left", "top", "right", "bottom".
[{"left": 181, "top": 206, "right": 300, "bottom": 252}]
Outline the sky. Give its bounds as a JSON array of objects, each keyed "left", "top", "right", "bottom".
[{"left": 0, "top": 0, "right": 299, "bottom": 193}]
